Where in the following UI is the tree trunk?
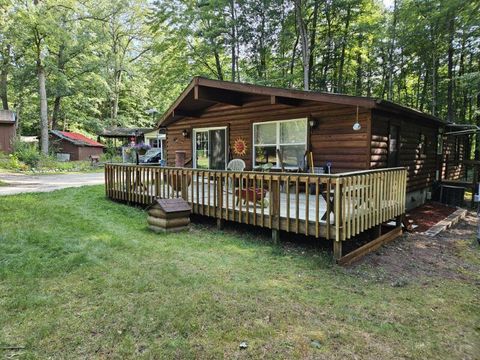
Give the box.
[0,67,8,110]
[446,12,455,122]
[0,44,10,110]
[230,0,237,82]
[321,2,332,91]
[214,49,223,80]
[458,35,467,123]
[289,33,299,86]
[387,0,398,100]
[295,0,309,90]
[337,6,351,93]
[420,67,429,112]
[431,54,438,116]
[38,65,49,154]
[307,0,319,89]
[52,96,61,130]
[355,35,363,96]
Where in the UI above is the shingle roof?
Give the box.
[50,130,104,147]
[98,127,155,138]
[0,110,15,123]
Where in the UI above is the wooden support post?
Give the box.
[333,240,342,260]
[272,229,280,245]
[395,215,402,227]
[217,218,224,230]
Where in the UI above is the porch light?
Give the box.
[182,129,190,138]
[353,106,361,131]
[309,118,317,129]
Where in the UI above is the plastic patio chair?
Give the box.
[227,159,246,191]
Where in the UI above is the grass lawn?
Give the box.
[0,186,478,359]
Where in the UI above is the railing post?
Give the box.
[333,178,343,260]
[271,177,280,244]
[216,172,225,230]
[181,169,188,201]
[126,166,131,205]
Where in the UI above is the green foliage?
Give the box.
[11,139,41,167]
[0,152,29,171]
[0,147,99,174]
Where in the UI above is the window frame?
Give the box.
[252,118,308,169]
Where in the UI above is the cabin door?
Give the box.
[388,124,400,167]
[193,127,227,170]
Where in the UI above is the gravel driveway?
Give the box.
[0,172,104,196]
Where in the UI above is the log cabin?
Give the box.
[157,77,468,210]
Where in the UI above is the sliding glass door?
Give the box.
[193,127,227,170]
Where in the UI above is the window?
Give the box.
[419,133,426,157]
[437,130,444,155]
[455,137,461,162]
[149,138,161,148]
[253,118,307,168]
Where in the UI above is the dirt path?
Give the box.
[350,212,480,284]
[0,172,104,196]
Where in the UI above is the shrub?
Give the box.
[12,138,41,167]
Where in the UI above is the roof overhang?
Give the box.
[157,77,445,127]
[444,124,480,136]
[0,110,16,124]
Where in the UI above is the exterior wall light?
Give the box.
[353,106,361,131]
[182,129,190,138]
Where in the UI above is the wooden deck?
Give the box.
[105,164,407,259]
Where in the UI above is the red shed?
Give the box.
[0,110,16,153]
[50,130,104,161]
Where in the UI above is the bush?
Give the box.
[12,139,41,167]
[0,152,29,171]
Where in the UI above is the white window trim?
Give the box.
[192,126,228,169]
[252,118,308,169]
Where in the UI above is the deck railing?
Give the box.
[105,164,407,243]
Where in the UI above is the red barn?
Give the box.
[0,110,16,153]
[50,130,104,161]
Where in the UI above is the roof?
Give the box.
[98,127,156,138]
[155,198,191,213]
[158,76,445,127]
[0,110,15,124]
[50,130,104,147]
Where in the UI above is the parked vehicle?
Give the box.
[139,148,163,164]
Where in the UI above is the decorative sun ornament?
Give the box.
[233,137,247,156]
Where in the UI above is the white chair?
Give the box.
[227,159,246,191]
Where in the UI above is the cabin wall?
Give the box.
[371,110,439,208]
[51,137,103,161]
[0,122,16,153]
[78,146,104,161]
[165,99,370,173]
[441,135,467,181]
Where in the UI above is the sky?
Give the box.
[383,0,395,9]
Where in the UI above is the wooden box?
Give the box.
[147,198,191,233]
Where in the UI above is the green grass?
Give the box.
[0,186,478,359]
